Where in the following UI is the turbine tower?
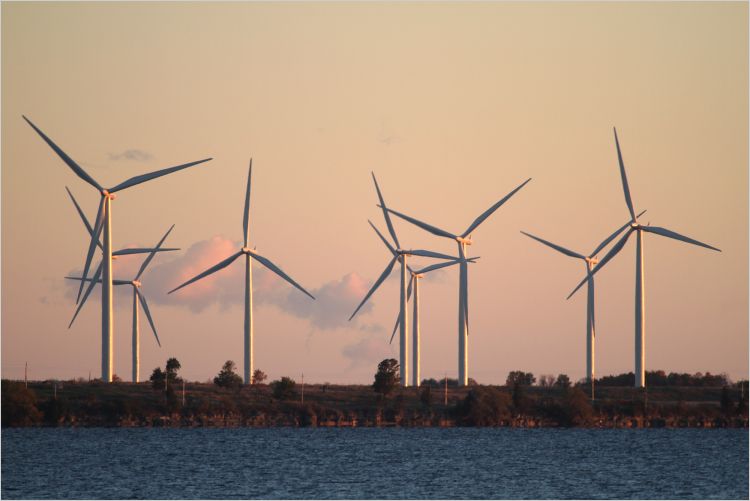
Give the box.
[349,173,456,387]
[67,224,177,383]
[520,211,644,398]
[383,177,532,386]
[168,161,315,385]
[389,258,477,387]
[24,116,211,382]
[568,128,720,388]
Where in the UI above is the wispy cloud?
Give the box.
[108,149,153,162]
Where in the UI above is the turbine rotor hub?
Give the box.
[133,280,142,288]
[456,237,473,245]
[242,247,254,255]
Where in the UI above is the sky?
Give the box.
[2,2,747,385]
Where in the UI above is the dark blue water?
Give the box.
[2,428,747,499]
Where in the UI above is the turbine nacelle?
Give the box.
[242,247,255,255]
[100,189,116,200]
[455,237,473,246]
[132,280,142,288]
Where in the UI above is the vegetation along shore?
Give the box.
[3,359,747,429]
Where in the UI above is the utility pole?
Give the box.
[24,362,28,389]
[444,373,448,406]
[301,372,305,405]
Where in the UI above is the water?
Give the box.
[2,428,747,499]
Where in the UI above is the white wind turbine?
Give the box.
[24,116,211,382]
[349,173,458,387]
[388,257,477,387]
[168,161,315,385]
[66,223,177,383]
[568,128,721,388]
[383,177,532,386]
[520,210,644,399]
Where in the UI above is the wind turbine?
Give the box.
[383,177,532,386]
[24,116,211,382]
[67,224,177,383]
[349,173,457,387]
[520,210,645,398]
[168,161,315,385]
[568,128,720,388]
[388,257,477,387]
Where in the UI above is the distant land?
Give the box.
[3,374,748,429]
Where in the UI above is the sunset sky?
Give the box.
[2,2,747,384]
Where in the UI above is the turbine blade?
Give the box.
[372,172,400,250]
[251,251,315,300]
[23,116,102,191]
[383,207,456,239]
[462,178,532,237]
[168,250,243,294]
[389,313,400,345]
[588,212,644,258]
[568,229,633,299]
[349,255,398,321]
[77,196,105,303]
[108,158,212,193]
[135,225,175,280]
[368,220,396,256]
[520,231,584,259]
[413,258,463,275]
[65,187,103,251]
[641,226,721,252]
[68,263,102,328]
[113,247,179,257]
[136,288,161,347]
[243,160,252,247]
[408,249,458,260]
[613,128,637,222]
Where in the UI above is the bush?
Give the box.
[455,387,512,426]
[1,382,41,426]
[506,371,535,386]
[373,359,400,398]
[214,361,243,389]
[271,377,296,400]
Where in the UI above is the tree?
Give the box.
[214,360,242,389]
[539,374,555,388]
[271,377,296,400]
[506,370,535,386]
[150,367,166,390]
[420,384,432,407]
[555,374,571,389]
[166,358,182,383]
[373,358,400,398]
[252,369,267,385]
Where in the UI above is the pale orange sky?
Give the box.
[2,2,747,384]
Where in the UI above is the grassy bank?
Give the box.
[3,379,748,428]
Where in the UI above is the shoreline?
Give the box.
[3,380,748,429]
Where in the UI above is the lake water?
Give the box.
[2,428,747,499]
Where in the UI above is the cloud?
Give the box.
[341,329,394,368]
[63,237,386,332]
[263,272,376,330]
[108,149,153,162]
